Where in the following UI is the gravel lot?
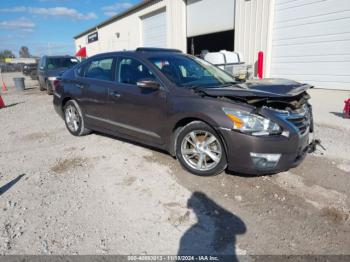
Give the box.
[0,72,349,256]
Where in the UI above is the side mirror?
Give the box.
[136,79,160,90]
[39,66,44,70]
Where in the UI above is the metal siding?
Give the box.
[142,9,167,48]
[168,0,187,52]
[234,0,272,74]
[270,0,350,90]
[74,0,187,56]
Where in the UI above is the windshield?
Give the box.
[148,55,236,88]
[46,57,78,70]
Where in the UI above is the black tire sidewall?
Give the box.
[46,81,53,95]
[63,100,84,136]
[39,80,45,91]
[176,121,227,176]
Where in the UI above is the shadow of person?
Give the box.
[178,192,246,261]
[0,174,25,196]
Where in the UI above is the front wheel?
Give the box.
[63,100,91,136]
[176,121,227,176]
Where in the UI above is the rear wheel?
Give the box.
[63,100,91,136]
[30,71,37,80]
[39,80,45,91]
[176,121,227,176]
[46,80,53,95]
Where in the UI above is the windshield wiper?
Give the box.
[219,81,237,87]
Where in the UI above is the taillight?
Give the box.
[53,79,60,91]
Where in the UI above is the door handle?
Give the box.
[110,91,121,98]
[75,83,85,89]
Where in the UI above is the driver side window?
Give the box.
[118,58,155,85]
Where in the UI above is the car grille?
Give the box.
[287,105,311,135]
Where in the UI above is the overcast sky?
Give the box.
[0,0,141,57]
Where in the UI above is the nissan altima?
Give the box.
[53,48,315,176]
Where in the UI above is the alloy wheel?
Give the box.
[65,105,81,132]
[181,130,222,171]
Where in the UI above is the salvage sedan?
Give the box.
[53,48,315,176]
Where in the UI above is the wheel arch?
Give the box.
[169,117,228,159]
[61,96,72,109]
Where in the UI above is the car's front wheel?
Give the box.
[176,121,227,176]
[63,100,91,136]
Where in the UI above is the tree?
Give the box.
[19,46,30,58]
[0,50,15,60]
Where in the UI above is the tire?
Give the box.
[176,121,227,176]
[39,80,45,91]
[63,100,91,136]
[30,71,37,80]
[46,80,53,95]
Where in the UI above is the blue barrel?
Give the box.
[13,77,25,91]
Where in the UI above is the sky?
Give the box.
[0,0,141,57]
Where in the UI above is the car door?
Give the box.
[107,56,167,145]
[74,56,116,130]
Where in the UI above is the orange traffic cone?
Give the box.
[0,94,5,109]
[2,81,7,92]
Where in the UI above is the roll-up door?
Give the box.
[142,8,167,48]
[270,0,350,90]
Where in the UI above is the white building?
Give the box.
[74,0,350,90]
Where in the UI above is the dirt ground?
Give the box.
[0,72,349,256]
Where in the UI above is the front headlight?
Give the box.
[222,107,282,136]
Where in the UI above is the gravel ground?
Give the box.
[0,72,349,256]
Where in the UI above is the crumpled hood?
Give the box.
[198,79,313,98]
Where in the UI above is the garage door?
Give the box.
[142,8,167,48]
[186,0,235,37]
[270,0,350,90]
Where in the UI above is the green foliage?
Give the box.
[19,46,30,58]
[0,50,15,61]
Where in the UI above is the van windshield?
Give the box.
[149,55,236,88]
[46,57,78,70]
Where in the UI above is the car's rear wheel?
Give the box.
[46,80,53,95]
[30,71,37,80]
[176,121,227,176]
[63,100,91,136]
[39,80,45,91]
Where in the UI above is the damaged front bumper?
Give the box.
[219,127,316,174]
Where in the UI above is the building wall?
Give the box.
[75,0,186,57]
[234,0,274,76]
[269,0,350,90]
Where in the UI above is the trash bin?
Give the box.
[13,77,25,91]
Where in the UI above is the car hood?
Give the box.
[197,79,313,98]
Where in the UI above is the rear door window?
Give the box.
[46,57,78,70]
[84,57,114,81]
[39,57,45,69]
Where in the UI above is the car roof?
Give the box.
[43,55,75,58]
[91,48,188,60]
